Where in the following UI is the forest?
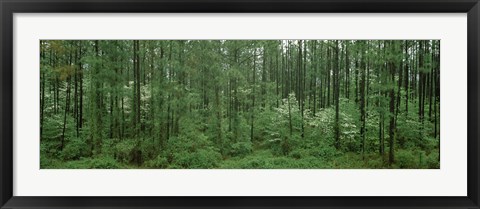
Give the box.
[40,40,440,169]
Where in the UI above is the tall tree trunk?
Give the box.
[136,41,141,136]
[360,41,366,159]
[334,41,340,149]
[79,59,83,130]
[345,41,350,100]
[299,41,305,139]
[73,42,79,137]
[40,41,46,138]
[404,41,409,115]
[250,49,257,142]
[418,41,425,123]
[93,40,103,155]
[429,41,434,121]
[355,56,359,104]
[61,76,71,151]
[327,45,331,107]
[396,42,404,118]
[388,41,396,166]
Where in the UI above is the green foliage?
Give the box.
[221,150,330,169]
[165,117,223,168]
[396,116,424,148]
[426,151,440,169]
[170,148,222,169]
[395,149,427,169]
[40,151,62,169]
[101,138,117,158]
[393,148,440,169]
[338,99,360,152]
[40,40,441,169]
[253,109,278,142]
[229,141,253,157]
[144,155,169,168]
[88,156,122,169]
[114,139,139,164]
[60,138,89,160]
[41,115,62,140]
[62,156,122,169]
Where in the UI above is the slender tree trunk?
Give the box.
[404,41,409,115]
[429,42,434,121]
[250,49,257,142]
[326,45,330,107]
[40,41,46,138]
[61,76,71,150]
[93,40,103,155]
[276,46,280,108]
[345,41,350,100]
[396,42,404,118]
[388,41,396,166]
[334,41,340,149]
[136,41,141,136]
[360,41,366,159]
[299,41,305,139]
[355,57,359,104]
[73,42,79,137]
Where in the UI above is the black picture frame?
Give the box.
[1,0,479,208]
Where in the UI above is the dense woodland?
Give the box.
[40,40,440,169]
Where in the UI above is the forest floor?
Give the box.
[41,146,438,169]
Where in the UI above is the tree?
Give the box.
[334,40,340,149]
[387,41,396,165]
[359,41,367,159]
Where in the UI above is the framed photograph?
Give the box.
[1,0,479,208]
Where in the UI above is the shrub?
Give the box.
[245,157,268,168]
[41,114,65,141]
[253,109,279,142]
[395,115,436,150]
[166,131,222,168]
[308,145,338,161]
[101,138,118,157]
[265,137,293,156]
[40,155,62,169]
[331,152,365,168]
[395,149,426,168]
[220,150,330,169]
[139,139,158,161]
[145,155,169,168]
[89,157,121,169]
[364,155,386,168]
[60,156,122,169]
[288,149,307,159]
[171,148,222,168]
[60,138,89,160]
[114,139,139,164]
[426,151,440,169]
[229,141,253,157]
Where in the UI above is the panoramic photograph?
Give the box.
[40,40,440,169]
